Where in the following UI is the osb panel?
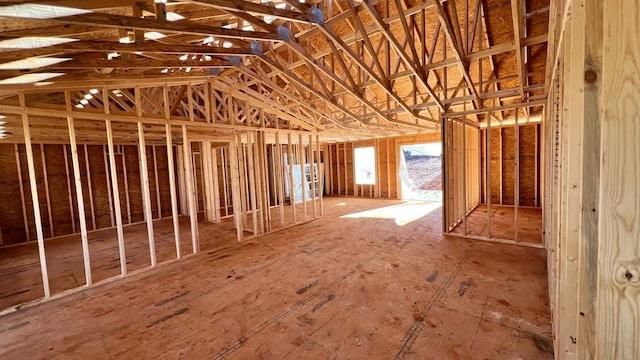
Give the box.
[44,144,73,237]
[489,128,502,204]
[87,145,112,229]
[114,153,129,224]
[145,146,159,219]
[124,145,144,224]
[76,145,94,230]
[519,125,538,207]
[502,127,516,206]
[0,144,26,245]
[155,146,173,218]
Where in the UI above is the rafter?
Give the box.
[360,0,445,113]
[511,0,526,100]
[430,0,481,108]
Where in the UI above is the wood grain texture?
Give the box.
[597,0,640,357]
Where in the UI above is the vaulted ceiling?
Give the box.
[0,0,549,142]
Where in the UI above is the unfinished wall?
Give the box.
[442,120,481,232]
[0,143,177,247]
[480,124,541,207]
[545,0,640,357]
[324,133,439,199]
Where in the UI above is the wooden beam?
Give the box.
[22,13,281,41]
[360,1,446,113]
[20,93,51,298]
[182,126,199,253]
[105,117,127,275]
[430,0,481,107]
[511,0,526,100]
[187,0,314,23]
[64,91,92,286]
[137,121,157,266]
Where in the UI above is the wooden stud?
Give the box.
[309,134,317,218]
[176,145,188,215]
[121,152,133,225]
[20,93,51,298]
[275,132,285,226]
[105,119,127,275]
[245,132,258,235]
[343,143,348,195]
[211,146,221,223]
[39,144,54,238]
[103,145,115,228]
[182,125,199,253]
[152,145,162,219]
[221,147,230,217]
[228,133,243,241]
[316,134,324,216]
[137,122,157,266]
[83,144,97,230]
[62,144,76,234]
[298,134,307,221]
[14,144,31,242]
[386,138,391,198]
[287,133,297,224]
[514,109,519,242]
[65,91,92,286]
[486,111,492,238]
[165,124,181,259]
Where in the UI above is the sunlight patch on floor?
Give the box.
[340,201,441,226]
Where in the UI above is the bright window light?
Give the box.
[84,94,93,100]
[107,52,119,60]
[179,54,188,61]
[242,25,255,31]
[222,24,234,29]
[80,99,89,105]
[275,3,287,9]
[264,16,277,24]
[144,31,166,40]
[75,104,84,108]
[0,4,91,19]
[354,146,376,185]
[89,88,99,94]
[0,37,77,49]
[161,68,168,73]
[0,72,64,84]
[203,36,215,44]
[222,41,233,48]
[185,67,192,73]
[0,57,70,70]
[154,0,167,3]
[166,12,185,21]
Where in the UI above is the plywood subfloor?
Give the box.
[0,197,553,359]
[450,205,543,245]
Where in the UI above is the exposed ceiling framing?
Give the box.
[0,0,550,143]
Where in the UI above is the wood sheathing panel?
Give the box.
[145,145,159,219]
[502,127,516,205]
[481,124,540,207]
[0,144,27,245]
[44,145,73,236]
[155,147,172,218]
[0,143,176,247]
[124,145,144,224]
[518,125,538,207]
[489,128,502,204]
[87,145,112,229]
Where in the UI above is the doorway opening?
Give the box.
[399,143,442,201]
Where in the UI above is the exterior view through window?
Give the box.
[354,146,376,185]
[399,143,442,201]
